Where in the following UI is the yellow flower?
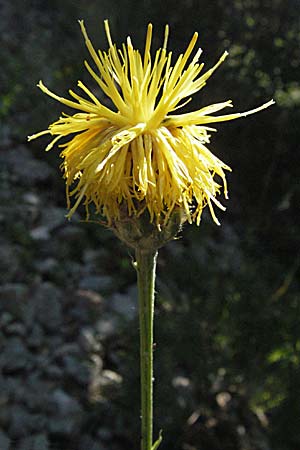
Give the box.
[28,21,274,226]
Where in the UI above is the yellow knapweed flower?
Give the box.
[28,21,274,226]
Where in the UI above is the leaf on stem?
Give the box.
[152,430,163,450]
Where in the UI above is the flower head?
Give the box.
[28,21,274,226]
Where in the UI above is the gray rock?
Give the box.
[82,248,100,266]
[32,434,50,450]
[48,417,79,436]
[5,321,26,336]
[24,375,52,412]
[34,257,59,275]
[70,289,103,323]
[109,285,137,320]
[0,337,31,372]
[50,389,83,416]
[47,334,63,350]
[30,207,67,240]
[22,192,40,206]
[0,403,9,428]
[0,246,20,283]
[8,405,32,438]
[16,433,49,450]
[69,304,91,323]
[79,275,114,294]
[30,225,51,241]
[0,283,28,318]
[28,414,48,432]
[41,206,67,231]
[56,224,86,242]
[32,282,63,332]
[0,430,10,450]
[82,248,109,269]
[6,376,27,403]
[27,324,44,349]
[79,435,107,450]
[97,427,113,441]
[54,343,81,358]
[0,146,54,185]
[22,192,40,224]
[48,389,83,436]
[0,374,9,398]
[0,311,14,328]
[44,364,63,379]
[34,354,51,371]
[62,355,90,386]
[95,316,118,340]
[0,123,12,148]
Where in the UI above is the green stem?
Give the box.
[136,248,158,450]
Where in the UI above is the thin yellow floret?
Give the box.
[28,20,274,225]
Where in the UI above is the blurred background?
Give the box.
[1,0,300,449]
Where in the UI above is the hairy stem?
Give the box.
[136,248,158,450]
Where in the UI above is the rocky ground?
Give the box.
[0,142,271,450]
[0,143,138,450]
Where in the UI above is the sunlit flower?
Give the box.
[28,21,274,225]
